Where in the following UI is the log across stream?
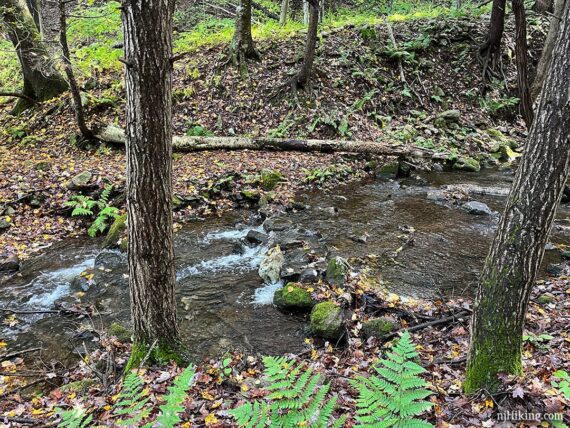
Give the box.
[2,168,569,362]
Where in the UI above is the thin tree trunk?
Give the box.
[512,0,533,128]
[24,0,40,31]
[0,0,67,114]
[296,0,318,87]
[480,0,506,75]
[121,0,182,367]
[229,0,259,75]
[531,0,565,102]
[464,0,570,393]
[279,0,288,25]
[58,0,93,140]
[303,0,309,24]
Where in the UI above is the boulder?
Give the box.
[103,214,127,249]
[461,201,494,216]
[245,229,268,245]
[67,170,93,190]
[362,317,399,339]
[453,157,480,172]
[0,254,19,272]
[273,283,316,311]
[70,274,91,292]
[325,256,349,286]
[260,169,285,191]
[263,216,292,232]
[499,145,521,162]
[258,246,284,284]
[438,109,461,123]
[310,301,344,341]
[299,267,319,283]
[280,248,310,282]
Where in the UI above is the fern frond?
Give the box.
[114,371,151,426]
[153,364,196,427]
[56,406,92,428]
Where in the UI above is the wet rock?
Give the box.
[245,229,268,245]
[108,322,131,342]
[438,109,461,123]
[287,201,309,211]
[0,254,19,272]
[67,170,93,190]
[95,250,126,271]
[319,207,339,216]
[104,214,127,249]
[426,190,446,202]
[432,163,444,172]
[362,317,398,339]
[280,238,304,251]
[258,246,284,284]
[70,274,91,292]
[260,169,285,191]
[453,157,480,172]
[560,250,570,260]
[263,217,292,232]
[299,267,319,283]
[273,283,316,311]
[281,248,310,282]
[547,263,563,277]
[0,217,12,232]
[349,233,368,243]
[461,201,494,216]
[376,161,399,178]
[325,256,349,286]
[310,301,344,341]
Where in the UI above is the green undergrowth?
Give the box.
[0,0,489,92]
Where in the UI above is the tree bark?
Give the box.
[121,0,182,367]
[96,124,441,159]
[480,0,506,74]
[533,0,553,13]
[296,0,318,87]
[531,0,566,102]
[58,0,93,140]
[464,0,570,393]
[0,0,67,113]
[512,0,533,128]
[229,0,259,75]
[279,0,289,25]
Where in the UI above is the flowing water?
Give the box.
[2,168,569,362]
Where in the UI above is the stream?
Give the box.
[2,168,569,362]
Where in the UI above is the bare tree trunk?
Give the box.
[0,0,67,114]
[58,0,93,140]
[121,0,182,368]
[531,0,566,102]
[296,0,318,87]
[513,0,533,128]
[464,0,570,393]
[480,0,506,77]
[229,0,259,75]
[279,0,288,25]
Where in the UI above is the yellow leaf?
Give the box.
[0,341,7,348]
[485,399,494,408]
[241,384,249,392]
[4,216,11,223]
[201,391,215,401]
[205,413,218,426]
[287,286,294,293]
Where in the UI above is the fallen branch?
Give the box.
[0,307,60,315]
[252,1,279,20]
[0,91,35,103]
[385,310,471,340]
[95,124,445,159]
[1,347,42,360]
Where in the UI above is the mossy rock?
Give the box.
[499,145,521,162]
[273,283,316,311]
[60,379,96,394]
[453,157,480,172]
[260,169,285,191]
[241,188,260,201]
[325,256,349,286]
[108,322,131,342]
[362,317,398,339]
[536,293,555,305]
[104,214,127,249]
[310,301,344,340]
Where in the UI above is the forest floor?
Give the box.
[1,7,568,428]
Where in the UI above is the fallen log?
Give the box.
[95,124,445,159]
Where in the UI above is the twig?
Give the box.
[1,347,42,360]
[0,307,60,315]
[385,310,471,339]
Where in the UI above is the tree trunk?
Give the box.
[531,0,566,102]
[512,0,533,128]
[533,0,553,13]
[303,0,309,24]
[58,0,93,140]
[121,0,182,368]
[229,0,259,75]
[279,0,288,25]
[24,0,40,31]
[296,0,318,87]
[0,0,67,113]
[480,0,506,73]
[464,0,570,393]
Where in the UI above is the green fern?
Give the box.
[351,331,433,428]
[150,364,196,427]
[55,406,92,428]
[230,356,347,427]
[65,185,119,237]
[114,371,152,426]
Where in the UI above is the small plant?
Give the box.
[303,165,352,184]
[64,185,119,237]
[351,331,434,427]
[551,370,570,400]
[522,332,554,350]
[230,356,346,427]
[185,124,214,137]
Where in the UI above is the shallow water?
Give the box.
[2,168,569,362]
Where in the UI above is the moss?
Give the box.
[325,257,349,286]
[108,322,131,342]
[60,379,96,394]
[124,341,188,373]
[241,188,260,201]
[453,157,480,172]
[537,294,554,304]
[362,317,398,339]
[104,213,127,248]
[273,283,315,311]
[310,301,344,340]
[499,145,521,162]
